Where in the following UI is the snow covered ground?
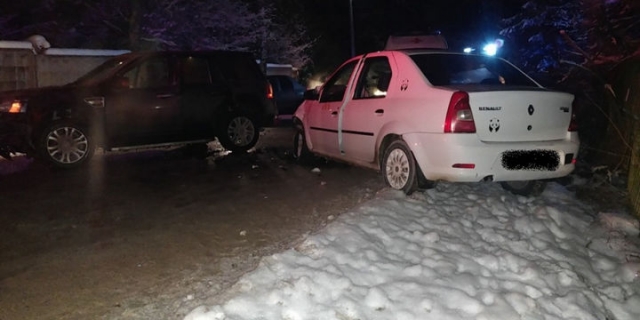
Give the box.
[184,179,640,320]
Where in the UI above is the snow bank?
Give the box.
[185,182,640,320]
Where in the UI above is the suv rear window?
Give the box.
[410,53,538,87]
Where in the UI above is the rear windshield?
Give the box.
[409,53,538,87]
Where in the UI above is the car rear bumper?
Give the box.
[403,132,580,183]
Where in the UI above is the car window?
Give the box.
[354,57,392,99]
[181,56,211,85]
[122,56,171,89]
[73,55,134,86]
[319,60,358,103]
[217,55,261,85]
[280,77,294,91]
[410,53,538,87]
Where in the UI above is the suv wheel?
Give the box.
[500,180,547,196]
[38,121,95,168]
[218,114,259,152]
[382,140,418,195]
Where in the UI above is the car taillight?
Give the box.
[444,91,476,133]
[568,99,578,132]
[267,83,274,99]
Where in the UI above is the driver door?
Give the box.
[105,54,181,146]
[307,60,358,157]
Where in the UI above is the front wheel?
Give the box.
[293,128,312,163]
[382,140,419,195]
[500,180,547,197]
[218,114,259,152]
[38,121,95,168]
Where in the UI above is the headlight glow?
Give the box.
[0,100,27,113]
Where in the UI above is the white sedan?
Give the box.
[293,50,579,196]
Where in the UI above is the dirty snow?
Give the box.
[185,181,640,320]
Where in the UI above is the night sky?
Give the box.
[299,0,524,71]
[0,0,526,72]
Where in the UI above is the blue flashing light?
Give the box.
[483,43,498,56]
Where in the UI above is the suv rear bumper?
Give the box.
[404,132,579,183]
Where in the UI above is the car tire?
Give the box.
[38,121,95,169]
[218,114,259,152]
[382,140,419,195]
[500,180,547,197]
[293,128,312,163]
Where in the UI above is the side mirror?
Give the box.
[303,88,320,100]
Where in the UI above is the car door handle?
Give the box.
[156,94,174,99]
[375,109,384,115]
[331,111,338,116]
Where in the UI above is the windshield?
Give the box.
[410,53,539,87]
[71,55,136,86]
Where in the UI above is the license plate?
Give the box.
[501,150,559,171]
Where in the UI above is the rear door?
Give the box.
[178,54,229,139]
[307,60,358,156]
[105,54,181,146]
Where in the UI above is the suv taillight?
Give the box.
[267,82,274,99]
[444,91,476,133]
[568,99,578,132]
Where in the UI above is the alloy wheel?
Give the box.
[226,116,255,147]
[45,126,89,164]
[385,148,410,189]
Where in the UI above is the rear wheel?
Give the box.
[382,140,418,195]
[38,121,95,168]
[500,180,547,197]
[218,114,259,152]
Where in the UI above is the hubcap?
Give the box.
[385,148,410,189]
[46,126,89,164]
[227,117,255,147]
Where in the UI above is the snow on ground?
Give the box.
[185,181,640,320]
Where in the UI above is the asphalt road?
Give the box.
[0,127,384,320]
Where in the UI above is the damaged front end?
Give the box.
[0,97,32,160]
[0,127,29,160]
[0,116,32,161]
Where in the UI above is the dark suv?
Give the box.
[0,50,276,168]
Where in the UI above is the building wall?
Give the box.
[0,50,37,91]
[0,41,128,92]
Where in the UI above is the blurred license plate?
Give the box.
[502,150,559,171]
